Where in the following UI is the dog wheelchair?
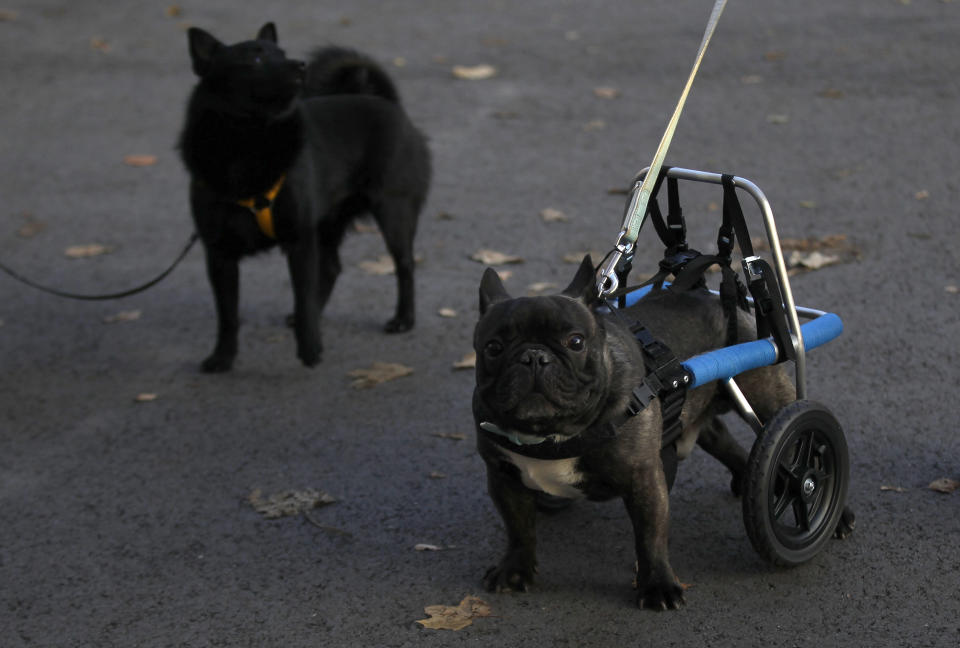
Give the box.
[600,166,854,567]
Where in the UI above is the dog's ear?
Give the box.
[256,23,278,43]
[479,268,512,315]
[187,28,223,77]
[561,255,599,305]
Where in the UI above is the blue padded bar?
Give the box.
[617,287,844,388]
[682,313,843,388]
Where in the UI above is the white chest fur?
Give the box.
[498,446,585,499]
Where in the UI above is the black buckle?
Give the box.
[627,383,656,417]
[659,247,701,276]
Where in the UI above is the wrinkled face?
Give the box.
[474,295,609,434]
[189,25,305,116]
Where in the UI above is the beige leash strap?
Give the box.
[597,0,729,298]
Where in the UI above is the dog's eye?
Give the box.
[565,334,585,352]
[484,340,504,358]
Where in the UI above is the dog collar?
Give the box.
[479,418,620,461]
[237,174,286,238]
[480,421,548,446]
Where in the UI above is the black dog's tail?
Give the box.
[303,46,400,103]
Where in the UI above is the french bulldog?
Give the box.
[473,255,795,609]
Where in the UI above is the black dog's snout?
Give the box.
[519,348,551,367]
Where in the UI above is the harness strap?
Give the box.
[237,174,286,238]
[629,321,690,447]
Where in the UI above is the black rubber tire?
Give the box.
[742,400,849,567]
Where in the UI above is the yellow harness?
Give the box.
[237,175,286,238]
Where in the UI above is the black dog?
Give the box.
[179,23,430,372]
[473,256,795,609]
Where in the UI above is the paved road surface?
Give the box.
[2,1,958,646]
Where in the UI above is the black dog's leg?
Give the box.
[371,200,416,333]
[201,249,240,373]
[285,234,322,367]
[315,239,342,317]
[624,461,685,610]
[483,461,538,593]
[697,416,749,496]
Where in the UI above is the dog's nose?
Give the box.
[520,348,551,366]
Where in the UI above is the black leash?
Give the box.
[0,232,199,301]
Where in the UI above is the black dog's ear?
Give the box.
[561,255,599,305]
[479,268,512,315]
[187,28,223,77]
[256,23,278,43]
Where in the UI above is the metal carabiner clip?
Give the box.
[595,233,634,299]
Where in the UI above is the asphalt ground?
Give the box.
[1,1,959,646]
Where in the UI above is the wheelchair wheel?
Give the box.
[742,400,849,567]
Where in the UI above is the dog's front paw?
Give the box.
[201,353,235,373]
[483,555,536,593]
[636,578,685,611]
[384,315,414,334]
[298,345,322,368]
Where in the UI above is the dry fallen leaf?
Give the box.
[437,307,458,318]
[64,244,112,258]
[428,471,447,479]
[249,488,336,519]
[496,270,513,281]
[90,37,111,53]
[123,154,158,167]
[799,200,817,209]
[945,285,958,294]
[526,282,556,295]
[348,362,414,389]
[540,207,569,223]
[818,88,845,99]
[470,249,523,265]
[788,250,841,271]
[764,50,786,61]
[452,64,497,80]
[359,255,396,275]
[583,119,606,131]
[740,74,763,84]
[880,485,908,493]
[928,478,960,494]
[393,57,407,68]
[353,221,378,234]
[414,543,442,551]
[432,432,467,441]
[593,86,620,99]
[452,351,476,370]
[165,5,182,18]
[17,217,46,238]
[914,189,930,200]
[766,113,790,124]
[0,9,19,21]
[416,596,492,631]
[103,309,142,324]
[134,393,157,403]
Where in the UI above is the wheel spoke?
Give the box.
[773,492,793,522]
[792,497,811,531]
[799,430,815,469]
